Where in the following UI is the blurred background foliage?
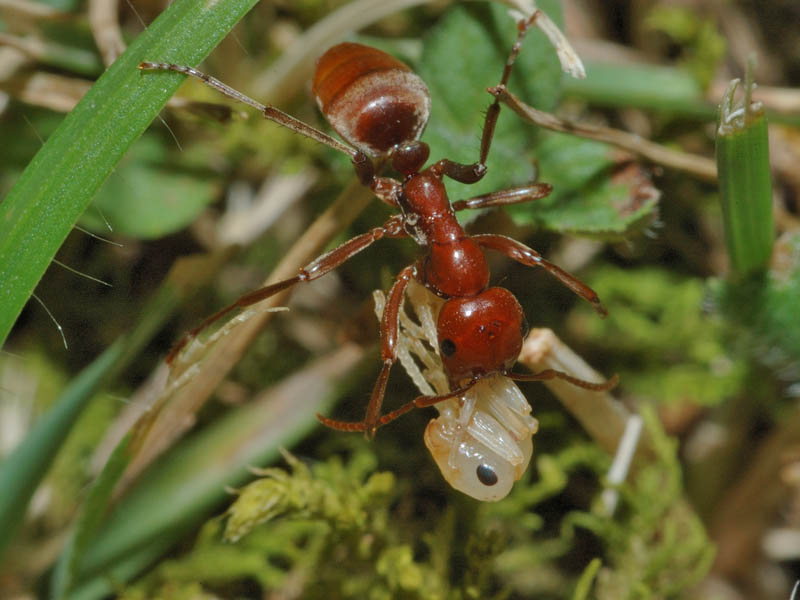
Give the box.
[1,0,799,598]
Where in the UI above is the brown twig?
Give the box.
[88,0,125,67]
[491,84,718,182]
[0,0,63,20]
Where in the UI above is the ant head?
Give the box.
[313,43,431,157]
[391,141,430,175]
[437,287,528,383]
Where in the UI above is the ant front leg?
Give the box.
[451,182,552,211]
[473,234,608,317]
[430,11,544,185]
[317,265,415,439]
[168,215,407,363]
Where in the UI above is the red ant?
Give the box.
[140,11,617,439]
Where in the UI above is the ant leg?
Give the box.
[138,61,405,199]
[508,369,618,392]
[317,265,415,438]
[430,11,544,185]
[139,63,403,208]
[167,215,407,363]
[366,266,415,437]
[318,383,475,433]
[139,62,357,159]
[473,234,608,317]
[452,182,552,211]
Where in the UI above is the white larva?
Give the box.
[373,280,538,501]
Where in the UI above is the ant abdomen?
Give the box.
[312,42,431,156]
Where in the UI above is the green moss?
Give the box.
[568,267,748,407]
[224,448,393,541]
[117,413,712,600]
[715,232,800,369]
[122,449,458,599]
[491,408,714,599]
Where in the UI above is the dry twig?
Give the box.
[491,84,718,182]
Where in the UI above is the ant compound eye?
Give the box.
[476,464,499,486]
[440,338,456,357]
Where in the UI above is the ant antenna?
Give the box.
[138,62,358,160]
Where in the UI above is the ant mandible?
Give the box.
[140,10,617,439]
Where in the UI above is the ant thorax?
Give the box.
[396,173,453,248]
[373,280,538,502]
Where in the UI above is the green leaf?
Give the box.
[66,541,175,600]
[564,60,800,126]
[416,3,658,237]
[0,0,260,347]
[509,132,659,236]
[79,135,220,239]
[51,433,135,599]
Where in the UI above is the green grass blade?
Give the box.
[564,61,706,115]
[0,341,123,561]
[716,76,774,278]
[58,347,362,597]
[572,557,602,600]
[66,540,175,600]
[0,250,230,563]
[564,61,800,127]
[0,0,259,347]
[51,433,135,599]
